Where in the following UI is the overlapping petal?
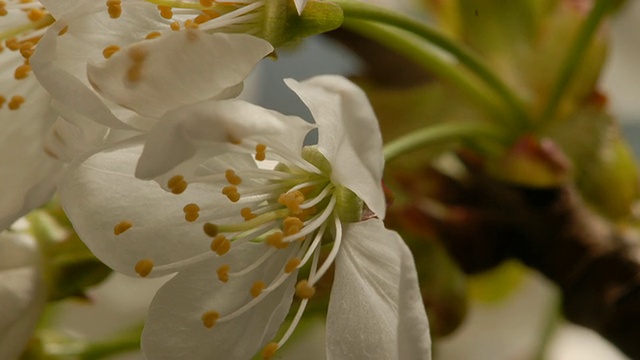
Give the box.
[285,76,387,218]
[0,232,46,360]
[143,242,297,359]
[59,142,250,277]
[326,219,431,360]
[135,99,313,180]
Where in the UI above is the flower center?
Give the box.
[114,139,366,358]
[0,0,53,111]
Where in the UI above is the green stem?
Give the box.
[539,0,613,124]
[333,0,530,126]
[383,122,508,163]
[342,19,508,124]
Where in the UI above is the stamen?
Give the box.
[309,216,343,285]
[250,280,266,298]
[240,207,257,221]
[262,343,278,360]
[102,44,120,59]
[294,280,315,299]
[210,234,231,256]
[199,0,213,7]
[58,25,69,36]
[255,143,266,161]
[8,95,24,110]
[278,190,305,215]
[170,21,180,31]
[282,217,304,236]
[225,169,242,185]
[265,231,288,249]
[216,264,230,283]
[183,202,200,222]
[299,183,334,209]
[14,64,30,79]
[222,185,240,202]
[157,5,173,19]
[167,175,188,194]
[282,195,336,243]
[106,0,122,19]
[145,31,162,40]
[285,257,301,273]
[201,310,220,329]
[203,222,218,237]
[228,247,277,278]
[113,220,133,235]
[135,259,154,277]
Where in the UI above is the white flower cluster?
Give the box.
[0,1,430,359]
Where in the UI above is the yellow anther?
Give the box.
[295,280,316,299]
[134,259,154,277]
[102,44,120,59]
[285,258,301,273]
[225,169,242,185]
[201,311,220,329]
[19,43,33,59]
[278,191,305,215]
[210,235,231,256]
[0,96,5,108]
[167,175,188,194]
[184,19,199,29]
[202,9,220,17]
[145,31,161,40]
[199,0,213,7]
[240,207,257,221]
[183,203,200,213]
[106,0,122,18]
[222,185,240,202]
[283,216,304,236]
[27,8,46,21]
[113,220,133,235]
[250,280,266,298]
[262,342,279,360]
[203,222,218,237]
[167,175,184,188]
[255,143,267,161]
[157,5,173,19]
[266,232,288,250]
[14,64,31,79]
[226,132,242,145]
[183,203,200,222]
[58,25,69,36]
[184,211,199,222]
[6,38,20,51]
[194,13,211,24]
[216,264,230,283]
[170,21,180,31]
[8,95,25,110]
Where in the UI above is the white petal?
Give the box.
[142,243,296,360]
[326,219,431,359]
[284,76,386,218]
[87,31,273,118]
[136,99,313,180]
[38,0,97,19]
[31,20,134,130]
[0,50,62,229]
[294,0,309,14]
[0,233,46,360]
[59,142,246,277]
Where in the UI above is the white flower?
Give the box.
[0,231,46,359]
[58,75,431,359]
[0,1,62,229]
[30,0,274,161]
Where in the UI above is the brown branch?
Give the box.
[397,164,640,358]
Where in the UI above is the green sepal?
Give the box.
[335,186,363,223]
[263,0,344,48]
